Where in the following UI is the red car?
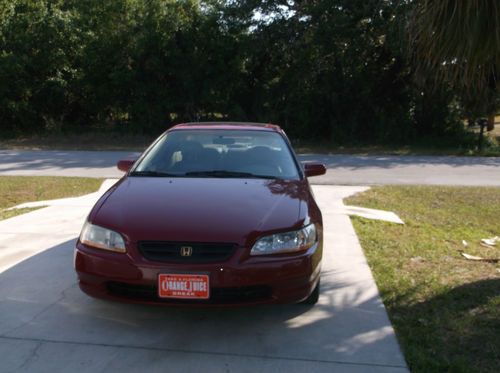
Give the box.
[75,122,326,305]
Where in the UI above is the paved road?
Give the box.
[0,183,407,372]
[1,150,499,185]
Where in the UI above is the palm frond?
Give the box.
[409,0,500,98]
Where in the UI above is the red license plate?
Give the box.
[158,274,210,299]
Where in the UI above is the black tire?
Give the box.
[301,280,320,305]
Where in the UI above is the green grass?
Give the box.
[345,186,500,372]
[293,136,500,156]
[293,143,466,156]
[1,126,499,155]
[294,122,500,156]
[0,176,103,221]
[0,132,154,151]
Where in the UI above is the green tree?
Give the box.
[409,0,500,148]
[0,0,80,135]
[0,0,489,150]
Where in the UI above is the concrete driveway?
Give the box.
[1,149,499,185]
[0,182,407,372]
[1,149,497,371]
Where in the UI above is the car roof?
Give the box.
[170,121,282,132]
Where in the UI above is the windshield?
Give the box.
[132,129,300,180]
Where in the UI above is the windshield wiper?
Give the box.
[185,170,279,179]
[129,170,183,177]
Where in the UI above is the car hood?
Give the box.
[92,177,310,246]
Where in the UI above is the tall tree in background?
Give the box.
[0,0,493,149]
[409,0,500,148]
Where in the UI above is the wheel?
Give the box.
[301,280,320,305]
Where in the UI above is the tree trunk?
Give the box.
[478,120,486,151]
[487,114,495,131]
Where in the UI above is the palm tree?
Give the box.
[409,0,500,144]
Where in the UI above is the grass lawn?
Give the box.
[0,132,154,151]
[345,186,500,373]
[1,125,499,155]
[0,176,102,221]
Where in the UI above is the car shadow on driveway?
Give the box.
[0,239,408,372]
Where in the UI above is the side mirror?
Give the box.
[117,159,136,172]
[303,162,327,177]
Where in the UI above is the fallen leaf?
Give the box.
[462,252,484,260]
[461,252,499,263]
[481,236,499,246]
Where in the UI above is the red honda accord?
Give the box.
[75,122,326,305]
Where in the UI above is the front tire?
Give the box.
[301,280,320,305]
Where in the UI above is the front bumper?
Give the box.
[74,241,322,306]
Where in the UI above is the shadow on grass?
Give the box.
[390,278,500,373]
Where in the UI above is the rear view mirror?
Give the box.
[117,159,136,172]
[303,162,327,177]
[213,136,236,145]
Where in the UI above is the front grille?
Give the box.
[138,241,236,263]
[106,282,272,304]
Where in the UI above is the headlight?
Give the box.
[250,224,317,256]
[80,221,126,253]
